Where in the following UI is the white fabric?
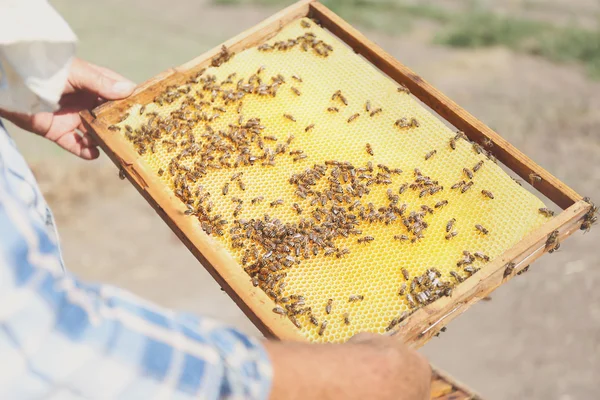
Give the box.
[0,0,77,114]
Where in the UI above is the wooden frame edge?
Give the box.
[93,0,315,123]
[309,2,581,210]
[391,200,590,348]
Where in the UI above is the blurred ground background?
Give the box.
[4,0,599,398]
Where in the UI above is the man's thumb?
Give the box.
[70,59,136,100]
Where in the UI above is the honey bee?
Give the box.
[289,315,302,329]
[230,172,243,181]
[270,199,284,208]
[529,172,542,185]
[292,203,303,214]
[475,224,489,235]
[394,234,409,241]
[222,182,229,195]
[473,160,484,172]
[318,321,328,336]
[284,113,296,122]
[325,299,333,314]
[545,230,559,250]
[424,150,437,160]
[481,190,494,199]
[435,200,448,209]
[348,113,360,123]
[158,168,164,176]
[446,218,456,232]
[410,118,419,127]
[402,268,410,280]
[451,181,465,190]
[305,124,315,132]
[327,107,339,113]
[118,168,126,180]
[292,74,303,82]
[406,293,416,308]
[237,102,243,114]
[365,143,374,156]
[108,124,120,131]
[450,271,464,283]
[539,208,555,217]
[370,108,382,117]
[252,276,259,287]
[483,137,493,147]
[445,231,458,240]
[273,306,287,315]
[399,183,408,194]
[474,252,490,262]
[386,317,400,332]
[251,196,264,204]
[291,87,301,96]
[472,143,483,154]
[399,283,407,295]
[348,294,364,302]
[118,112,130,123]
[357,236,374,243]
[397,84,410,94]
[461,181,474,193]
[343,313,350,325]
[463,168,474,180]
[257,65,266,74]
[449,137,457,150]
[421,205,434,214]
[503,262,516,278]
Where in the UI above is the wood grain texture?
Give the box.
[94,0,314,124]
[309,2,581,210]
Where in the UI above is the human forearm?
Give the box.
[264,335,431,400]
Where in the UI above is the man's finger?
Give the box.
[55,131,100,160]
[69,59,136,100]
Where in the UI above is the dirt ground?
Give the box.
[5,0,599,398]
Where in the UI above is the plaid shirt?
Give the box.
[0,122,272,399]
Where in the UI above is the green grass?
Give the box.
[213,0,600,77]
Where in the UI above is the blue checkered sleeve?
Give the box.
[0,123,272,399]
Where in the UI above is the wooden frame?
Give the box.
[81,0,590,353]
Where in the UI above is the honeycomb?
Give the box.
[111,18,550,343]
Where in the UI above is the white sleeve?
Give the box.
[0,0,77,114]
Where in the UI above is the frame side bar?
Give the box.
[309,2,581,210]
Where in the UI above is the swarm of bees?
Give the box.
[112,19,561,340]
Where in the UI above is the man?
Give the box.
[0,1,431,398]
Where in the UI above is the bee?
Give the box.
[118,113,130,123]
[118,168,126,180]
[357,236,374,243]
[483,137,493,147]
[461,181,474,193]
[394,234,409,241]
[270,199,284,207]
[435,200,448,209]
[343,313,350,325]
[424,150,437,160]
[450,271,464,283]
[406,293,416,308]
[318,321,328,336]
[399,283,407,296]
[251,196,264,204]
[273,306,287,315]
[445,231,458,240]
[237,180,245,191]
[503,262,516,278]
[464,266,478,274]
[402,268,410,281]
[325,299,333,314]
[410,118,420,127]
[399,183,408,194]
[474,252,490,262]
[451,181,465,190]
[545,230,559,250]
[397,84,410,94]
[370,108,382,117]
[475,224,489,235]
[124,125,133,133]
[421,205,434,214]
[291,87,301,96]
[222,182,229,195]
[473,160,484,172]
[348,294,364,302]
[348,113,360,123]
[158,168,164,176]
[365,100,371,112]
[449,137,457,150]
[237,102,243,114]
[284,113,296,122]
[230,172,243,181]
[365,143,374,156]
[529,173,542,185]
[308,315,319,326]
[107,124,120,131]
[446,218,456,232]
[327,107,339,113]
[292,74,303,82]
[463,168,474,180]
[386,317,400,332]
[305,124,315,132]
[472,143,483,154]
[289,315,302,329]
[257,65,266,74]
[539,208,555,217]
[481,190,494,199]
[293,203,303,214]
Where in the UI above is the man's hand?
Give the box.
[264,333,431,400]
[0,58,135,160]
